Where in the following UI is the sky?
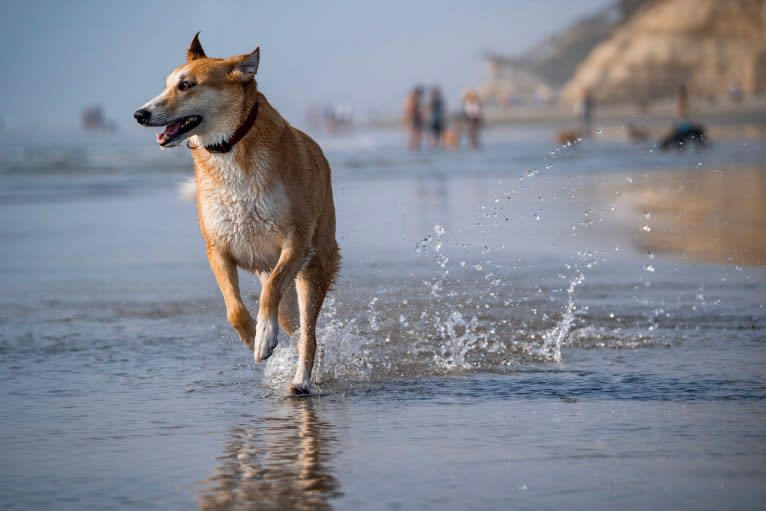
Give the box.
[0,0,612,132]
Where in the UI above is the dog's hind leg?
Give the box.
[278,282,299,336]
[289,259,329,396]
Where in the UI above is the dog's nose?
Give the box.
[134,109,151,125]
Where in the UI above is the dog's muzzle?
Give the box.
[134,109,151,126]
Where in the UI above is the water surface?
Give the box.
[1,126,764,510]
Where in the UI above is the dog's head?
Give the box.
[134,33,260,148]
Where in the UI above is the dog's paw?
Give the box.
[253,315,279,363]
[288,382,312,396]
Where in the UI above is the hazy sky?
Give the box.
[0,0,611,131]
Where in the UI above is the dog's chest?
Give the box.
[197,157,287,269]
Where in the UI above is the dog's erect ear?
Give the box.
[230,47,260,81]
[187,32,206,62]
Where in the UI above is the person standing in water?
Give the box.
[404,86,424,151]
[428,86,445,148]
[462,89,482,149]
[580,87,594,135]
[676,83,689,121]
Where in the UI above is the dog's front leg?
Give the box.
[254,240,307,362]
[207,245,255,351]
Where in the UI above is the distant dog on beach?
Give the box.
[555,129,583,146]
[134,34,340,395]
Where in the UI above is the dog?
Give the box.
[134,34,340,395]
[555,129,583,146]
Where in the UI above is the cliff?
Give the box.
[562,0,766,105]
[517,0,648,87]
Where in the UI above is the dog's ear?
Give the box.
[187,31,206,62]
[229,47,260,81]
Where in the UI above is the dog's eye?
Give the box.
[178,80,195,91]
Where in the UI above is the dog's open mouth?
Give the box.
[156,115,202,146]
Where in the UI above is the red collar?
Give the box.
[201,98,259,154]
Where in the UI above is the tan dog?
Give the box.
[134,34,340,395]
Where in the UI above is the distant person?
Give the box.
[404,86,424,151]
[676,84,689,121]
[580,87,594,134]
[428,86,445,148]
[660,83,707,150]
[659,122,706,150]
[462,89,482,149]
[728,78,744,104]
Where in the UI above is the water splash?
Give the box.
[433,311,480,371]
[533,270,585,363]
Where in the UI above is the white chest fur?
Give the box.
[197,155,288,271]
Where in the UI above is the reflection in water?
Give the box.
[199,400,341,511]
[627,168,766,265]
[415,173,449,238]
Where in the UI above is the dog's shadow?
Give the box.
[198,399,342,511]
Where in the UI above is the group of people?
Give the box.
[403,86,483,151]
[572,84,707,150]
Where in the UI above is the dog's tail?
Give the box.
[178,177,196,202]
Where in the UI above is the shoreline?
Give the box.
[361,95,766,133]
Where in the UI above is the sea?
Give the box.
[1,123,765,510]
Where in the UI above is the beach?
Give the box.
[1,124,765,510]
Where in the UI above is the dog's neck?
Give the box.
[190,84,260,154]
[203,97,259,154]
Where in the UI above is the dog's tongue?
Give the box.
[156,120,182,144]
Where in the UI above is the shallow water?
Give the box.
[1,126,765,510]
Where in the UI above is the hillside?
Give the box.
[562,0,766,105]
[516,0,648,87]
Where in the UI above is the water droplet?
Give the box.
[640,224,652,232]
[643,210,651,219]
[626,176,633,184]
[644,265,655,273]
[533,213,541,221]
[434,224,446,236]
